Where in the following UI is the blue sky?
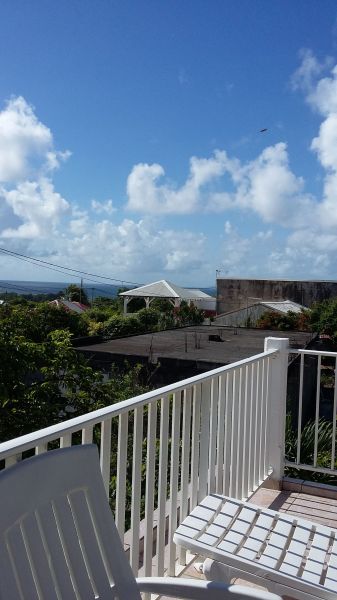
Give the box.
[1,0,337,286]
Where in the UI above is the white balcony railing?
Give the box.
[0,337,290,577]
[286,347,337,478]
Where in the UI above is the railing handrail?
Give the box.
[0,348,277,460]
[289,348,337,357]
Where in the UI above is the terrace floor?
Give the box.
[166,485,337,600]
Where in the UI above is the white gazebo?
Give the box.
[119,279,216,315]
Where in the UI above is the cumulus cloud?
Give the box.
[6,68,337,284]
[0,178,69,239]
[34,218,207,281]
[126,151,233,214]
[0,96,210,283]
[0,96,62,183]
[232,143,316,227]
[91,199,116,215]
[127,142,316,229]
[296,58,337,228]
[290,49,333,95]
[0,96,72,240]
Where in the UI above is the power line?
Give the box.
[0,282,60,294]
[0,246,142,287]
[0,280,121,301]
[0,250,119,297]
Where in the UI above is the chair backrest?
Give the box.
[0,445,141,600]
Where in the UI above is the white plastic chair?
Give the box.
[174,493,337,600]
[0,445,281,600]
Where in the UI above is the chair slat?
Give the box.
[0,541,26,600]
[69,489,113,598]
[37,502,77,600]
[21,513,60,600]
[53,494,96,598]
[6,524,40,600]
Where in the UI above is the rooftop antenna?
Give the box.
[216,268,229,279]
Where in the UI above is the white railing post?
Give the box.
[264,337,289,483]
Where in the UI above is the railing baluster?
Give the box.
[216,374,225,494]
[242,364,250,499]
[35,443,48,455]
[332,357,337,469]
[296,353,304,465]
[253,360,261,488]
[81,425,93,444]
[100,419,112,497]
[259,358,267,481]
[191,383,201,510]
[144,401,157,582]
[130,406,143,575]
[156,396,169,577]
[60,433,71,448]
[230,369,240,498]
[168,392,182,576]
[199,380,211,501]
[264,357,271,474]
[314,355,322,467]
[115,412,128,541]
[5,454,20,468]
[208,376,218,495]
[248,363,256,494]
[179,387,192,566]
[223,371,233,496]
[236,367,246,499]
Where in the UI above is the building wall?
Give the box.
[216,278,337,315]
[193,298,216,314]
[214,304,268,327]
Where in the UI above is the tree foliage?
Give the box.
[310,298,337,341]
[0,302,88,341]
[175,301,204,326]
[0,304,148,442]
[256,309,311,331]
[62,284,89,305]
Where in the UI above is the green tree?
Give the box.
[310,298,337,341]
[0,302,88,342]
[136,308,160,332]
[256,309,310,331]
[0,324,148,442]
[63,284,89,305]
[175,301,204,326]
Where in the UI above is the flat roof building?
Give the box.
[216,277,337,314]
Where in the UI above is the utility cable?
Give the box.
[0,247,142,287]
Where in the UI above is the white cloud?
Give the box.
[232,143,315,227]
[45,150,72,173]
[6,76,337,284]
[0,178,69,239]
[256,230,272,240]
[126,151,232,214]
[295,58,337,228]
[224,220,232,234]
[127,142,316,229]
[0,96,63,183]
[44,218,207,281]
[0,96,71,239]
[91,199,116,215]
[290,49,332,95]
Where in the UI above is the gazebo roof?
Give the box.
[119,280,214,301]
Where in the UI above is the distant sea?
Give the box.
[0,280,216,300]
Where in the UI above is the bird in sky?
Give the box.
[260,128,268,133]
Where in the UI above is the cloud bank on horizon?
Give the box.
[1,50,337,285]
